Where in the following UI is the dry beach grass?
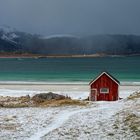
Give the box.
[0,91,140,140]
[37,99,88,107]
[0,92,88,108]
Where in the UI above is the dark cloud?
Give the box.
[0,0,140,36]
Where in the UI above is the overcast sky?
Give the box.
[0,0,140,36]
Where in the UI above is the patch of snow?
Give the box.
[1,34,9,40]
[0,25,18,44]
[0,89,88,99]
[1,34,13,43]
[1,33,17,44]
[119,90,135,99]
[0,89,37,97]
[34,101,123,140]
[28,107,93,140]
[0,107,61,140]
[42,101,131,140]
[8,33,19,39]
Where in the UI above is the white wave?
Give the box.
[121,81,140,86]
[0,81,140,86]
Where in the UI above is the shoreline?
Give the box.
[0,81,139,99]
[0,81,140,86]
[0,82,139,98]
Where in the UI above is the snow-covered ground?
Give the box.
[0,86,139,140]
[42,97,140,140]
[42,101,124,140]
[0,96,139,140]
[0,102,121,140]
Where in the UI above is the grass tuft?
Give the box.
[37,99,88,107]
[127,92,140,100]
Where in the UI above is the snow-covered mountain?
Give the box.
[0,25,140,55]
[0,25,19,44]
[0,25,42,53]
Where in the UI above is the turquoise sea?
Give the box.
[0,56,139,83]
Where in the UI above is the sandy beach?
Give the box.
[0,82,139,99]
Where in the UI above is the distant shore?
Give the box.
[0,53,106,58]
[0,53,140,58]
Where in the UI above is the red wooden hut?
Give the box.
[89,72,120,101]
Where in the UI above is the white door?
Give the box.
[90,89,97,101]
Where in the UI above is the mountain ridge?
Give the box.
[0,26,140,56]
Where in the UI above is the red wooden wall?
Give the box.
[90,73,119,101]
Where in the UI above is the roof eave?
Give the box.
[89,72,120,86]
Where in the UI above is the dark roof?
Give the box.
[105,71,120,84]
[89,71,120,85]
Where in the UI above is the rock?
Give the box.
[32,92,66,103]
[0,103,4,107]
[0,93,69,107]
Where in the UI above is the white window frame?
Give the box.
[100,88,109,94]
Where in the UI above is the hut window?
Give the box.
[100,88,109,93]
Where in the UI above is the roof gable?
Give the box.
[89,72,120,85]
